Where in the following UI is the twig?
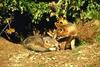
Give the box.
[0,23,9,35]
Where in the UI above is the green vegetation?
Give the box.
[0,0,100,42]
[0,0,50,23]
[0,0,100,23]
[78,40,87,45]
[95,33,100,42]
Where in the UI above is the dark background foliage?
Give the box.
[0,0,100,43]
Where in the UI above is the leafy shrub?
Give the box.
[0,0,100,42]
[67,0,100,22]
[0,0,100,23]
[1,0,50,23]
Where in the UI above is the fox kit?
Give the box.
[52,17,78,50]
[56,23,78,50]
[23,35,59,52]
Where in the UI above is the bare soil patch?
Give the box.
[0,20,100,67]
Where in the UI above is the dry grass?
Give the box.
[0,20,100,67]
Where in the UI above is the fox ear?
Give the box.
[47,29,57,39]
[32,29,41,36]
[47,31,52,37]
[54,34,57,39]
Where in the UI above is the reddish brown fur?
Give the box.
[56,24,78,37]
[55,22,77,50]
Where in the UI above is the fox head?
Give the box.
[55,17,69,28]
[57,24,78,37]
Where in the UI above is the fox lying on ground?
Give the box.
[23,34,59,52]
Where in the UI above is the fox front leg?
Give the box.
[70,38,76,50]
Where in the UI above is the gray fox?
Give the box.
[23,35,59,52]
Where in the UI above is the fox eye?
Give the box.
[59,28,63,32]
[56,21,59,23]
[60,22,63,24]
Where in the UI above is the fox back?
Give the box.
[23,35,59,52]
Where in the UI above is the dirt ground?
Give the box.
[0,20,100,67]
